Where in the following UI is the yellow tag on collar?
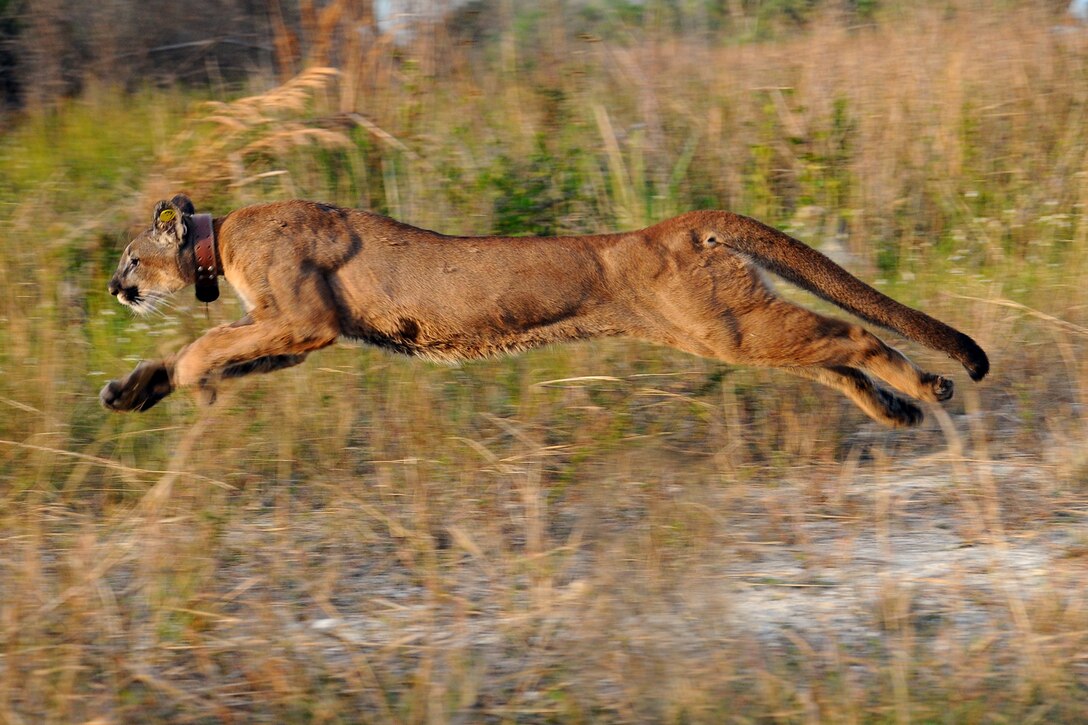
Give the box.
[158,208,176,223]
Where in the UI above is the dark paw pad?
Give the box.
[100,361,173,412]
[926,374,954,402]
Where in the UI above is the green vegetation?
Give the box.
[2,2,1087,722]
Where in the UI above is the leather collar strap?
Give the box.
[190,213,220,303]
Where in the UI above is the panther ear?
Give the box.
[152,199,188,243]
[170,194,196,216]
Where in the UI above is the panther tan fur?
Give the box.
[101,194,988,426]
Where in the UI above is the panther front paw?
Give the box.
[100,360,173,412]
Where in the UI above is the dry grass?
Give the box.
[2,3,1088,722]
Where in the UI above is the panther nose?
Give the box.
[108,277,121,296]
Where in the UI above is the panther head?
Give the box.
[108,194,196,314]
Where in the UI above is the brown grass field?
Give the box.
[1,2,1087,722]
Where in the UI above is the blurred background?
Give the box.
[1,1,1088,722]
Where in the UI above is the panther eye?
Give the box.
[129,258,140,271]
